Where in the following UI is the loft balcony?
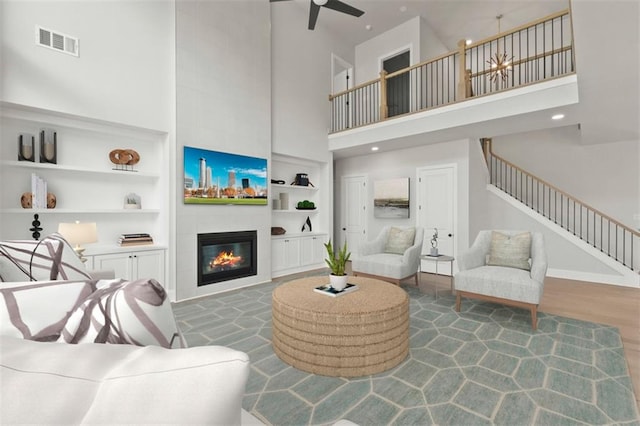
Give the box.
[328,10,578,157]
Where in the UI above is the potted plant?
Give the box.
[324,239,351,291]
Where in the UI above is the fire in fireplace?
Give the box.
[197,230,257,286]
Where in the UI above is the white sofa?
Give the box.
[0,235,256,425]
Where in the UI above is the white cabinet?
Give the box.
[271,153,332,277]
[271,237,301,273]
[91,248,165,283]
[272,233,327,277]
[301,234,326,266]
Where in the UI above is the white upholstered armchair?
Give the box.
[352,226,424,286]
[454,230,547,330]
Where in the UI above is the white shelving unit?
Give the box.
[0,102,170,283]
[271,153,331,277]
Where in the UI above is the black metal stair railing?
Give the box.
[329,9,574,134]
[486,146,639,272]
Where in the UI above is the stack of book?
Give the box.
[31,173,48,209]
[118,233,154,246]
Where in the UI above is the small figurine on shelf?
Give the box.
[430,228,439,256]
[123,193,141,209]
[30,214,43,240]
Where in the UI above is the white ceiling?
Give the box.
[280,0,569,50]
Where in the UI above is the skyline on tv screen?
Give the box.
[184,146,268,205]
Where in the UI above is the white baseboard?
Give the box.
[548,268,639,288]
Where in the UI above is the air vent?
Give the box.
[36,26,79,57]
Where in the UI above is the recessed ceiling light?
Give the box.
[399,6,407,12]
[371,146,379,151]
[552,114,565,120]
[466,39,473,45]
[365,24,372,31]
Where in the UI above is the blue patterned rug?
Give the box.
[173,276,639,425]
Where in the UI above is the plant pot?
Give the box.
[329,274,348,291]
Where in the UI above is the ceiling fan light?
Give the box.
[313,0,328,5]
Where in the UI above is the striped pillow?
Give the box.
[0,233,92,282]
[59,278,186,349]
[0,280,96,341]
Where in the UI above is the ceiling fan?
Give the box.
[270,0,365,31]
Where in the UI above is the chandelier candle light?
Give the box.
[488,14,513,85]
[57,221,98,263]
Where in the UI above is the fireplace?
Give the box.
[197,231,257,286]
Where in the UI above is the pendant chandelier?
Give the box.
[487,14,513,83]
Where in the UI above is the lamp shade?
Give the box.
[58,221,98,247]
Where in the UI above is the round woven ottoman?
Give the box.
[271,276,409,377]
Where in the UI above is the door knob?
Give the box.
[342,228,346,231]
[448,233,453,237]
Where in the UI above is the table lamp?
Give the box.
[57,221,98,263]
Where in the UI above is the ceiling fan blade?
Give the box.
[323,0,364,17]
[308,1,321,30]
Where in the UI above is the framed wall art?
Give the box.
[373,177,410,218]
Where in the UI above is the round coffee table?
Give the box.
[271,276,409,377]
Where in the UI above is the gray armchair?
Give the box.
[454,230,547,330]
[352,226,424,286]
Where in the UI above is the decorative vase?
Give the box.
[329,274,348,291]
[430,247,439,256]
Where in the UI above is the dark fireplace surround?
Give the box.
[197,230,257,287]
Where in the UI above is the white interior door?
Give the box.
[417,165,456,274]
[341,175,367,257]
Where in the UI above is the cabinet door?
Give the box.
[133,250,165,282]
[300,236,326,266]
[92,252,134,280]
[284,238,301,269]
[272,239,288,273]
[272,237,302,273]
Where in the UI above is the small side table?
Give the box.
[420,254,455,298]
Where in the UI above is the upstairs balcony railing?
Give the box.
[329,9,574,133]
[484,139,639,273]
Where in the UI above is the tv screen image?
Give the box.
[184,146,268,205]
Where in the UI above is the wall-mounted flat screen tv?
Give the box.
[184,146,268,205]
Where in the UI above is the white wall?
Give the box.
[354,16,421,85]
[175,0,272,301]
[0,0,173,131]
[270,3,350,163]
[334,139,470,256]
[419,17,448,61]
[491,126,639,229]
[467,138,489,242]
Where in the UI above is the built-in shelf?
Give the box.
[273,209,319,214]
[1,161,160,178]
[1,208,161,214]
[271,183,318,191]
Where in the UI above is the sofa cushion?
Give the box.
[454,265,542,304]
[59,278,185,348]
[0,336,249,425]
[384,227,416,254]
[0,280,95,341]
[487,231,531,270]
[0,233,92,281]
[353,253,407,279]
